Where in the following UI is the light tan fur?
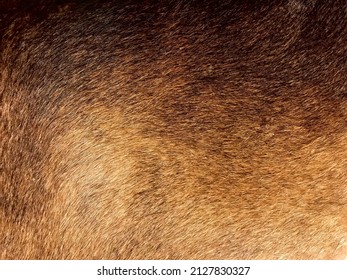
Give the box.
[1,0,347,259]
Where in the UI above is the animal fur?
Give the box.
[0,0,347,259]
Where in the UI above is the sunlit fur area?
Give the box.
[1,0,346,259]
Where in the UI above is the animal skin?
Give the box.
[0,0,347,259]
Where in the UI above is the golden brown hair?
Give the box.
[1,0,347,259]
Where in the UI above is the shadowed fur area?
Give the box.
[1,0,347,259]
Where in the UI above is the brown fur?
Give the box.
[1,0,347,259]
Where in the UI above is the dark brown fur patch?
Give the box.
[1,0,347,259]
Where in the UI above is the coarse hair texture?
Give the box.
[0,0,347,259]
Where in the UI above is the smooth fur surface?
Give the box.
[1,0,347,259]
